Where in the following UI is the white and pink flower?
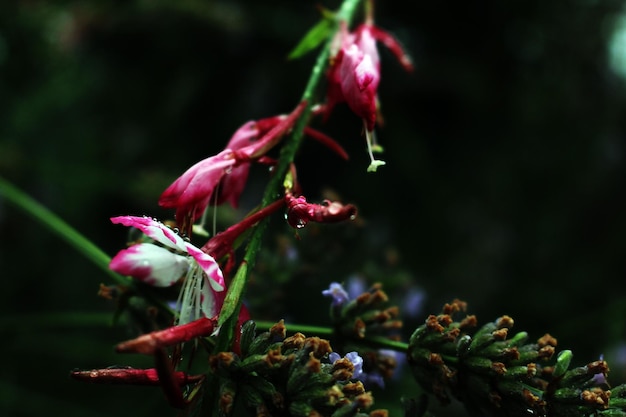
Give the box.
[109,215,225,324]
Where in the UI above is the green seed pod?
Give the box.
[240,383,264,408]
[502,365,534,380]
[598,409,626,417]
[456,334,472,356]
[288,400,314,417]
[247,331,273,356]
[559,365,596,388]
[247,375,280,402]
[467,324,498,353]
[506,331,529,347]
[238,320,257,357]
[463,356,498,375]
[239,353,271,374]
[552,387,582,402]
[553,350,573,378]
[409,324,429,346]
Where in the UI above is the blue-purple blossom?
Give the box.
[346,274,367,299]
[403,287,426,318]
[329,351,364,380]
[322,282,350,306]
[591,354,609,386]
[344,351,364,379]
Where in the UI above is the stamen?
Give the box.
[364,121,386,172]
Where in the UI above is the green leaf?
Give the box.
[287,17,334,60]
[218,261,248,327]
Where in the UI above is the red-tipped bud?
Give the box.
[115,316,218,355]
[70,367,203,386]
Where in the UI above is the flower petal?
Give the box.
[109,243,188,287]
[200,278,226,319]
[339,43,379,131]
[224,120,259,150]
[185,243,225,291]
[158,150,235,223]
[110,216,187,252]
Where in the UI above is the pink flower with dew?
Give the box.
[159,149,236,230]
[109,216,225,324]
[214,118,280,208]
[213,121,256,208]
[332,24,384,172]
[339,26,380,133]
[159,102,308,234]
[326,22,412,172]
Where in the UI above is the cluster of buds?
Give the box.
[407,299,626,417]
[209,320,387,417]
[323,282,403,389]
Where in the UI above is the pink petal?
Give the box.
[109,244,188,287]
[159,150,235,222]
[185,243,225,291]
[225,121,259,150]
[110,216,187,251]
[339,44,379,131]
[214,164,251,208]
[200,280,226,319]
[368,25,414,72]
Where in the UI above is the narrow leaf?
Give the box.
[287,18,333,60]
[218,261,248,326]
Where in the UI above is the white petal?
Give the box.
[110,243,188,287]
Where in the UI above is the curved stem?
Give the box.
[0,176,129,286]
[0,176,174,316]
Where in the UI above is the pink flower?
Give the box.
[159,150,236,233]
[109,216,225,324]
[338,25,380,133]
[158,101,307,234]
[212,115,289,208]
[326,22,413,172]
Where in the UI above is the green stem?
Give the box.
[0,312,117,329]
[217,0,363,337]
[0,176,130,286]
[255,321,410,352]
[0,176,174,316]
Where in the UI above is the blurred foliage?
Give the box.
[2,0,626,416]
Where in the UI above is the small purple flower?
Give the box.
[322,282,350,306]
[345,351,364,379]
[403,287,426,319]
[330,351,364,380]
[346,275,366,299]
[591,354,609,386]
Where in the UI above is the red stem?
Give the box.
[201,198,285,260]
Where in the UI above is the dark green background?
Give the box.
[2,1,626,416]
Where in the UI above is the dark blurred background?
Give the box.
[2,0,626,416]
